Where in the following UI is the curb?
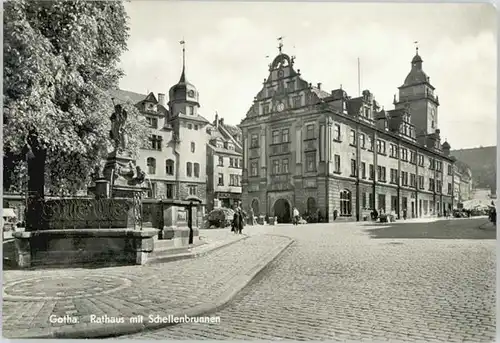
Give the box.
[146,234,249,264]
[19,236,294,339]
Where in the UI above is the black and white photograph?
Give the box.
[2,0,497,341]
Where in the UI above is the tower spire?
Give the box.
[414,41,419,55]
[179,39,186,83]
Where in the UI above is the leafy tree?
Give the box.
[3,0,148,197]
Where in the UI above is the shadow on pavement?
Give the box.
[364,219,497,240]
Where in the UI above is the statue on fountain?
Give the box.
[115,161,146,186]
[110,104,128,153]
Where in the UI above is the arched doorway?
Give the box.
[307,197,317,214]
[273,199,291,223]
[251,199,260,216]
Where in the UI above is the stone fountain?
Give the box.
[13,104,158,268]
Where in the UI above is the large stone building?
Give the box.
[240,47,458,222]
[206,113,243,211]
[111,50,210,205]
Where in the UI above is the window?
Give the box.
[377,166,383,181]
[188,123,192,129]
[147,182,157,198]
[272,130,280,144]
[390,169,398,184]
[230,158,234,167]
[146,117,158,128]
[360,134,366,149]
[191,142,195,153]
[218,173,224,186]
[339,189,352,216]
[293,96,301,108]
[429,178,435,191]
[361,162,366,179]
[272,159,280,175]
[263,104,270,114]
[306,153,316,172]
[218,156,224,166]
[447,165,452,176]
[282,158,289,173]
[349,130,356,146]
[251,134,259,148]
[223,142,228,149]
[250,162,258,177]
[369,193,374,209]
[390,144,398,158]
[165,159,174,175]
[166,184,174,199]
[376,139,386,154]
[436,180,442,193]
[149,135,162,151]
[362,193,367,209]
[367,136,373,151]
[194,125,199,130]
[350,159,357,177]
[333,124,341,141]
[410,151,417,164]
[418,175,424,189]
[282,129,289,142]
[334,155,341,173]
[381,167,386,181]
[418,155,424,167]
[188,185,197,196]
[306,124,315,140]
[429,158,435,170]
[147,157,156,175]
[186,162,192,177]
[448,183,452,195]
[369,164,374,180]
[436,161,442,172]
[401,171,408,186]
[410,173,416,187]
[230,174,239,186]
[194,163,200,178]
[186,105,194,115]
[401,148,408,161]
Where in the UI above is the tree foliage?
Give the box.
[4,0,148,195]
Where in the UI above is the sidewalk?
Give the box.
[2,233,293,339]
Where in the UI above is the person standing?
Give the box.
[292,207,299,225]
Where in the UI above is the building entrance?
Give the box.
[274,198,291,223]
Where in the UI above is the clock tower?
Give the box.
[394,48,440,137]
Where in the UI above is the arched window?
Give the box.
[191,142,196,153]
[147,157,156,175]
[339,189,352,216]
[165,159,174,176]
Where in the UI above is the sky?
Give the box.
[118,1,497,150]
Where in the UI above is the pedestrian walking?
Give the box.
[232,206,244,234]
[293,207,299,225]
[402,208,407,220]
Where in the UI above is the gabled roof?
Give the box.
[311,87,330,100]
[109,89,147,104]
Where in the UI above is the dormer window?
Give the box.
[223,142,228,149]
[146,103,157,112]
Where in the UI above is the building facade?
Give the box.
[110,53,210,205]
[240,48,457,222]
[206,114,243,211]
[453,160,473,206]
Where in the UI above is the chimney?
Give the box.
[220,118,224,126]
[317,83,322,90]
[158,93,166,107]
[214,112,219,127]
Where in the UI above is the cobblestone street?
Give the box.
[125,218,496,341]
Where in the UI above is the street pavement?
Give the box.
[124,218,496,341]
[2,230,292,338]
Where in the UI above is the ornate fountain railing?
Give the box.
[30,197,142,230]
